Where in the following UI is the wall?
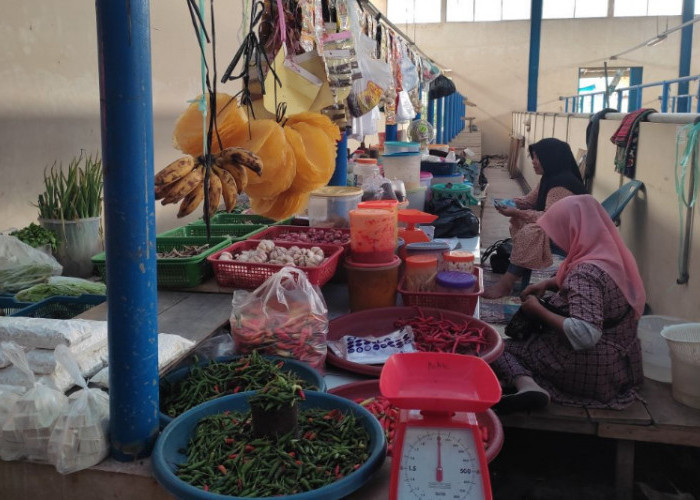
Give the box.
[512,111,700,321]
[0,2,243,232]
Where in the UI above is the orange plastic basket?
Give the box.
[207,240,344,289]
[398,266,483,316]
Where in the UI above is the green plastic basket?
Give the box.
[431,182,480,206]
[190,213,293,226]
[158,224,266,240]
[91,236,231,288]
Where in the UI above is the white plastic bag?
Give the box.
[231,267,328,370]
[396,90,417,123]
[47,345,109,474]
[0,235,62,293]
[400,53,420,92]
[0,317,105,349]
[0,341,69,462]
[0,384,25,425]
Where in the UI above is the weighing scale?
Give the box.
[379,352,502,500]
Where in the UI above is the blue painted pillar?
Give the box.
[329,131,348,186]
[385,123,398,141]
[446,94,452,141]
[416,84,422,120]
[628,67,643,113]
[427,98,435,126]
[678,0,695,112]
[436,97,444,144]
[95,0,159,461]
[527,0,543,111]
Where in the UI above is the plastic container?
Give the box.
[660,323,700,409]
[190,213,289,226]
[403,255,438,292]
[637,315,688,382]
[308,186,363,228]
[404,240,451,261]
[398,266,483,316]
[17,294,106,320]
[381,152,421,190]
[430,173,464,186]
[349,209,396,264]
[420,160,459,177]
[384,141,420,154]
[405,187,427,211]
[357,200,399,243]
[158,223,266,241]
[151,392,386,500]
[441,250,475,273]
[432,182,479,206]
[39,217,103,278]
[0,296,34,317]
[352,158,380,187]
[436,271,477,293]
[344,256,401,312]
[250,225,351,253]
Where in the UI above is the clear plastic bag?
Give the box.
[400,53,419,92]
[396,90,416,123]
[0,341,69,462]
[0,235,63,293]
[231,267,328,370]
[47,345,109,474]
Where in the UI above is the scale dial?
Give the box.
[397,425,485,500]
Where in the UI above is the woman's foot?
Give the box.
[494,376,550,414]
[482,271,519,299]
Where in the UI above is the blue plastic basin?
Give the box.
[159,355,327,427]
[152,391,386,500]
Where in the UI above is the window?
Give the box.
[577,67,640,113]
[543,0,607,19]
[615,0,682,16]
[447,0,474,22]
[502,0,531,20]
[447,0,607,22]
[387,0,442,24]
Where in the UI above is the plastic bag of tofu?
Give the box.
[0,341,69,462]
[47,344,109,474]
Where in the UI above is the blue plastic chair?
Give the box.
[601,180,645,226]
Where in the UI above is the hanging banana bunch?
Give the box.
[155,147,263,218]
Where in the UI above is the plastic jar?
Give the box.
[405,187,427,211]
[441,250,475,273]
[308,186,363,228]
[404,241,451,262]
[344,256,401,312]
[358,199,399,242]
[404,255,438,292]
[349,208,397,263]
[353,158,380,187]
[382,152,421,190]
[435,271,477,294]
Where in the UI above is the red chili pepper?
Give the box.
[298,389,306,400]
[224,437,234,445]
[244,444,255,453]
[213,385,220,393]
[295,460,302,466]
[217,464,228,475]
[203,485,209,492]
[233,386,241,394]
[228,453,238,459]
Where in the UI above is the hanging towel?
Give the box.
[585,107,617,192]
[610,108,656,178]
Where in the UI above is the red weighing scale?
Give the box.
[379,352,502,500]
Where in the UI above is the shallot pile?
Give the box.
[219,240,326,267]
[274,228,350,246]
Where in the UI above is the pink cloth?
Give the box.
[537,194,646,317]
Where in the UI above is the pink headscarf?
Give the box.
[537,194,646,317]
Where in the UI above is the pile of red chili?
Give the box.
[394,308,491,356]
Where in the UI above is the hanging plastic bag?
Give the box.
[47,345,109,474]
[0,341,69,462]
[421,57,440,84]
[0,235,63,293]
[396,90,416,123]
[428,75,457,100]
[425,198,480,238]
[400,53,420,92]
[346,34,393,118]
[231,267,328,370]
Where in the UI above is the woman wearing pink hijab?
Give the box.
[491,194,646,413]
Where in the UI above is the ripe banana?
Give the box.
[213,166,239,212]
[159,165,204,204]
[207,171,223,217]
[155,155,196,185]
[177,181,204,218]
[219,147,263,176]
[221,163,248,193]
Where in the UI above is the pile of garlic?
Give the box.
[219,240,326,267]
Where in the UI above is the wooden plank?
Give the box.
[156,292,232,344]
[531,402,592,422]
[615,440,635,500]
[586,400,652,426]
[75,291,189,321]
[598,422,700,447]
[639,379,700,428]
[498,412,597,435]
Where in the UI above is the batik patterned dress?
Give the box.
[509,183,576,270]
[491,262,643,409]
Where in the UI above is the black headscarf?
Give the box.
[528,138,586,211]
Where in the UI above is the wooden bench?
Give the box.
[498,379,700,500]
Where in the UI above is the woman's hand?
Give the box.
[496,205,520,218]
[520,278,558,300]
[520,295,544,317]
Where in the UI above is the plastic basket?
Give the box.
[189,213,292,226]
[398,266,483,316]
[0,296,33,317]
[250,225,351,253]
[661,323,700,409]
[207,240,344,289]
[431,182,480,206]
[420,160,459,176]
[158,223,266,240]
[92,236,231,288]
[17,294,106,320]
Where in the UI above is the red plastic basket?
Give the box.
[250,225,351,254]
[207,240,344,289]
[398,266,484,316]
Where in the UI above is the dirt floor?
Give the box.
[488,421,700,499]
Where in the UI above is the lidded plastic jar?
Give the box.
[435,271,477,294]
[404,241,451,261]
[358,199,399,242]
[441,250,475,273]
[353,158,380,187]
[308,186,363,228]
[404,255,438,292]
[349,208,397,263]
[345,256,401,312]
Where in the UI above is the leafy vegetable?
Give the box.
[9,223,58,251]
[15,277,106,302]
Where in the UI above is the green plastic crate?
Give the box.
[91,236,231,288]
[190,213,293,226]
[158,224,266,240]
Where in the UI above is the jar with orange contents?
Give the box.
[403,255,438,292]
[440,250,475,273]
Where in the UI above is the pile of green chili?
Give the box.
[176,408,370,496]
[160,352,318,418]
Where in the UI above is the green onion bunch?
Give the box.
[37,152,103,220]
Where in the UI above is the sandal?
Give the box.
[494,389,549,415]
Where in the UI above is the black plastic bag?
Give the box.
[426,198,479,238]
[428,75,456,100]
[482,238,512,274]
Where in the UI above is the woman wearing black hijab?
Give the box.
[483,138,586,299]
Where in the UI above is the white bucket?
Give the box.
[39,217,103,278]
[636,315,688,382]
[660,323,700,409]
[381,152,421,190]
